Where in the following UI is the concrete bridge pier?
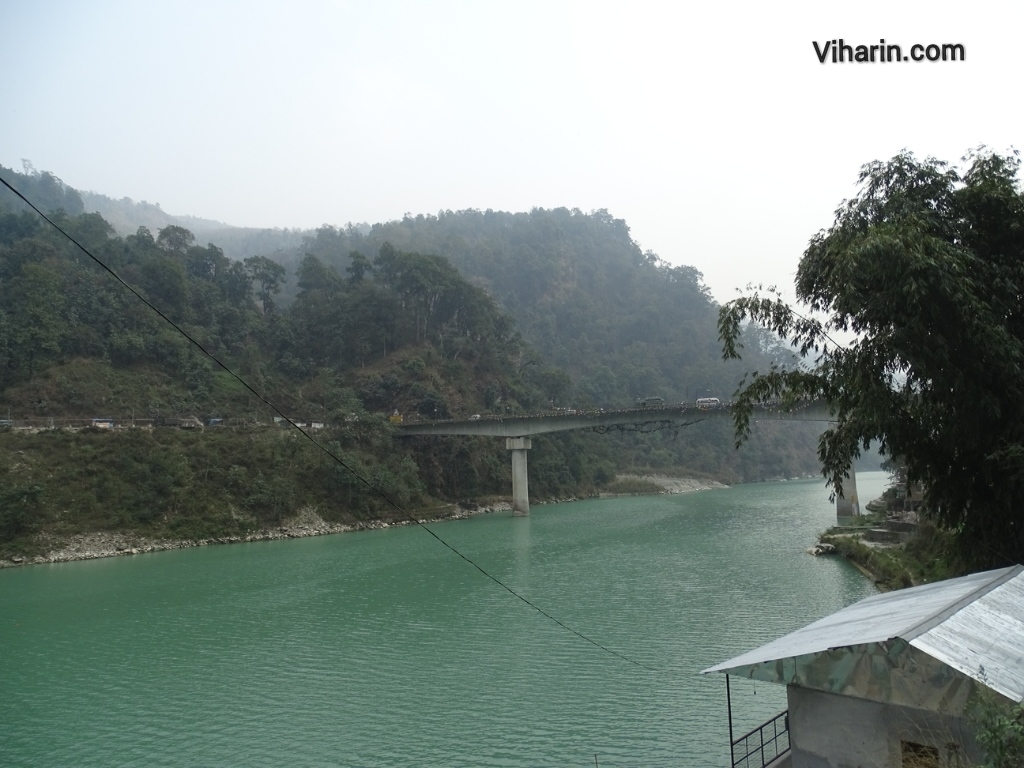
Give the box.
[836,464,861,526]
[506,437,532,516]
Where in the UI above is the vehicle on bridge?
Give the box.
[155,416,204,428]
[695,397,722,409]
[636,396,664,408]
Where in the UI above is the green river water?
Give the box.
[1,473,886,767]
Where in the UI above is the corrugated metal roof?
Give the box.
[703,565,1024,702]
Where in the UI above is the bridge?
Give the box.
[398,401,836,515]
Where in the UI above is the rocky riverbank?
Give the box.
[807,494,918,592]
[0,502,513,569]
[1,476,727,570]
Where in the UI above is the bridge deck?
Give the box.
[396,402,833,438]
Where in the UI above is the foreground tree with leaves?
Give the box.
[719,149,1024,568]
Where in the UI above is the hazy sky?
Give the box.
[3,0,1020,302]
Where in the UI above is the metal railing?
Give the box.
[731,710,790,768]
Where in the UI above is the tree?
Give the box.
[186,243,227,281]
[139,254,188,320]
[156,225,196,254]
[3,261,65,381]
[297,254,343,294]
[244,255,286,315]
[972,690,1024,768]
[718,149,1024,568]
[346,250,372,283]
[218,260,253,306]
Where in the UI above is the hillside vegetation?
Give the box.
[0,165,823,558]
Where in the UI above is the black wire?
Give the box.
[1,176,656,671]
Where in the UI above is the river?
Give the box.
[0,472,888,767]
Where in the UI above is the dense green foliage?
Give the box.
[278,208,782,407]
[720,149,1024,568]
[78,188,309,261]
[0,163,84,218]
[971,691,1024,768]
[0,423,425,554]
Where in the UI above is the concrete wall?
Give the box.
[787,687,981,768]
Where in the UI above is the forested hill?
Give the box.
[0,163,86,218]
[2,161,796,410]
[278,209,792,408]
[0,164,309,263]
[77,189,311,264]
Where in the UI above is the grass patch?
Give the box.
[821,520,965,591]
[604,478,665,495]
[821,535,914,590]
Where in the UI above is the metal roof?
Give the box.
[703,565,1024,703]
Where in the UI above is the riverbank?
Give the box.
[812,497,962,591]
[0,473,727,569]
[0,502,512,569]
[599,473,728,497]
[809,493,902,590]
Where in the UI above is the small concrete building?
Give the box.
[704,565,1024,768]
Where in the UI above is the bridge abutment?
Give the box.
[506,437,532,516]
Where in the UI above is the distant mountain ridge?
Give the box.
[0,164,307,262]
[78,190,230,237]
[77,189,313,262]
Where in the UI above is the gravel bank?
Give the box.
[0,502,513,569]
